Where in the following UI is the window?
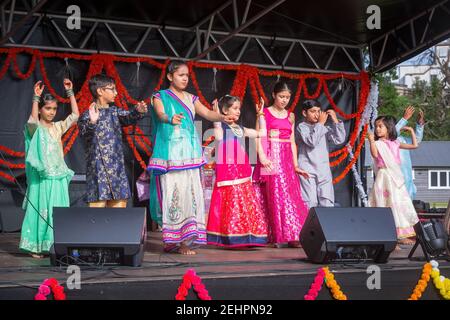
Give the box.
[438,47,448,58]
[428,170,450,189]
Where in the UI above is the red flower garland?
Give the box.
[0,171,15,182]
[0,158,25,169]
[188,61,212,109]
[34,278,66,300]
[333,124,368,184]
[0,52,12,79]
[175,269,212,300]
[304,268,326,300]
[288,78,304,112]
[0,48,371,186]
[11,51,37,80]
[0,145,24,157]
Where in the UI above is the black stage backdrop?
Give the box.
[0,35,358,208]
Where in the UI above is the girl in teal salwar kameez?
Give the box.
[20,79,79,258]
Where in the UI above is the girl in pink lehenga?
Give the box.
[252,82,309,247]
[207,96,269,248]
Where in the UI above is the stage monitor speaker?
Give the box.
[0,189,25,232]
[300,207,397,264]
[50,207,146,267]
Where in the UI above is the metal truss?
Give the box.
[0,0,363,74]
[368,0,450,73]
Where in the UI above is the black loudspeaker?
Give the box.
[50,207,146,267]
[408,219,449,261]
[0,189,25,232]
[300,207,397,264]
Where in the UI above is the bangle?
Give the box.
[161,114,169,123]
[32,95,40,103]
[66,88,74,97]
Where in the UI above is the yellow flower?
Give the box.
[434,281,444,290]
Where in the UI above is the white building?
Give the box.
[394,40,449,89]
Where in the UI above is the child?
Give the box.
[252,81,309,247]
[20,79,79,258]
[206,95,269,248]
[148,61,235,255]
[78,74,147,208]
[368,115,419,245]
[395,106,425,200]
[297,100,346,208]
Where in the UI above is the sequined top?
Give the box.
[215,123,251,183]
[78,106,143,202]
[264,108,292,140]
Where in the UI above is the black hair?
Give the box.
[39,94,57,109]
[272,81,292,95]
[89,74,115,98]
[302,99,321,111]
[167,60,188,75]
[374,115,398,141]
[218,95,240,113]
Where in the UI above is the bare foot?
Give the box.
[395,245,402,251]
[268,243,283,248]
[178,244,196,255]
[398,238,415,245]
[31,254,44,259]
[288,241,301,248]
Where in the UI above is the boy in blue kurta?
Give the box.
[78,74,147,208]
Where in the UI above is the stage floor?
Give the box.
[0,232,449,300]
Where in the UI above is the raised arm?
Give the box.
[395,105,415,135]
[298,122,328,147]
[211,99,224,140]
[118,101,147,126]
[31,81,44,121]
[194,99,225,122]
[415,109,425,144]
[244,98,267,139]
[399,126,418,150]
[325,109,346,145]
[63,79,79,117]
[254,112,272,170]
[367,132,378,159]
[78,103,98,137]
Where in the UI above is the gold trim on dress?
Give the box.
[216,176,251,187]
[268,137,291,142]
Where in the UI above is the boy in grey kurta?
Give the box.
[297,100,346,208]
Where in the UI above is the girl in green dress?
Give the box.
[20,79,79,258]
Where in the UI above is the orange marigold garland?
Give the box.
[323,267,348,300]
[408,262,432,300]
